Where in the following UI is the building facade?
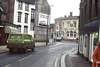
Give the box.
[13,0,36,37]
[54,12,79,40]
[48,24,55,39]
[34,0,51,41]
[54,17,64,40]
[1,0,35,37]
[79,0,100,62]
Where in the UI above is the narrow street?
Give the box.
[0,41,78,67]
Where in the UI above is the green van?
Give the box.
[7,34,35,53]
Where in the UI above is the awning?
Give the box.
[84,20,99,28]
[80,17,100,33]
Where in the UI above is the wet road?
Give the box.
[0,41,78,67]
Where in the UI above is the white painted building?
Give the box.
[63,18,79,40]
[54,12,79,41]
[13,0,36,38]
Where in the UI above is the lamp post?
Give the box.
[46,16,49,46]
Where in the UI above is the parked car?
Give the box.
[55,36,62,41]
[7,34,35,53]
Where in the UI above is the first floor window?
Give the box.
[73,21,76,27]
[17,12,22,22]
[25,13,28,23]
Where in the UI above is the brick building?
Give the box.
[79,0,100,62]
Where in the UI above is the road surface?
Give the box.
[0,41,78,67]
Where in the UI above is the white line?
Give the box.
[61,53,68,67]
[61,49,78,67]
[18,55,33,61]
[54,57,59,67]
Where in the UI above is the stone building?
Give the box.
[54,12,79,41]
[79,0,100,62]
[48,24,55,39]
[34,0,51,41]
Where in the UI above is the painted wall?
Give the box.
[13,0,35,38]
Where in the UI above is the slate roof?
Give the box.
[18,0,35,4]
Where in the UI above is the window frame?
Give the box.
[24,13,28,23]
[17,12,22,22]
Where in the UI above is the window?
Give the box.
[30,22,34,31]
[17,12,22,22]
[67,31,69,37]
[70,23,73,27]
[57,26,59,30]
[25,13,28,23]
[24,26,28,34]
[67,21,70,24]
[18,1,23,10]
[31,9,35,20]
[67,21,70,27]
[70,31,73,37]
[73,21,76,27]
[74,31,76,37]
[25,3,29,11]
[17,25,21,33]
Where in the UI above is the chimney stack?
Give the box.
[70,12,73,16]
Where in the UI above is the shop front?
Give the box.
[79,18,100,62]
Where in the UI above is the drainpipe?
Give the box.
[99,23,100,41]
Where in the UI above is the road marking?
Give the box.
[5,64,11,67]
[18,55,33,61]
[60,49,78,67]
[61,52,68,67]
[54,57,59,67]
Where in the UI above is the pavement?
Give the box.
[63,50,92,67]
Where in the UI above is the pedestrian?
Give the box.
[92,42,100,67]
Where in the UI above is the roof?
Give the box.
[63,16,79,20]
[18,0,35,4]
[55,16,79,21]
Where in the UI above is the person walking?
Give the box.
[92,42,100,67]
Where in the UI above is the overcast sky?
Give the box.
[47,0,80,23]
